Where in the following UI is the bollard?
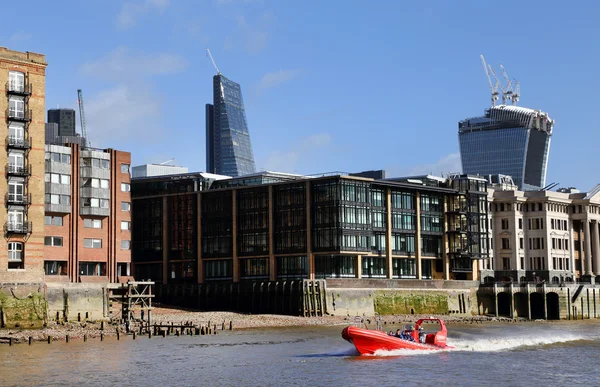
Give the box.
[133,332,136,340]
[48,336,52,344]
[101,333,104,341]
[229,321,233,330]
[101,321,105,330]
[66,335,70,343]
[28,337,32,345]
[117,330,120,340]
[84,335,87,342]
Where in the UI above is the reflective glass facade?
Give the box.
[206,74,256,177]
[458,105,553,190]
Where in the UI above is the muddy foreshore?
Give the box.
[0,306,520,345]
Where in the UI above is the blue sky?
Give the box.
[4,0,599,190]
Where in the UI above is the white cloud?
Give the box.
[117,0,169,30]
[262,133,332,172]
[258,69,301,90]
[85,84,164,147]
[80,46,188,81]
[9,32,32,42]
[387,152,462,178]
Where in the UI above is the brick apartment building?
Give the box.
[43,143,133,283]
[0,47,47,283]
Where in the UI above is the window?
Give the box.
[501,238,510,250]
[8,210,24,227]
[519,238,524,249]
[121,202,131,211]
[121,164,130,173]
[44,236,63,247]
[502,257,511,270]
[518,218,523,230]
[8,181,24,202]
[60,195,70,205]
[100,179,109,189]
[101,159,109,169]
[8,152,24,167]
[121,221,131,231]
[9,96,24,118]
[79,262,106,276]
[60,175,70,185]
[44,216,63,226]
[83,219,102,228]
[501,219,509,230]
[9,122,24,141]
[83,238,102,248]
[9,71,25,92]
[44,261,67,275]
[8,242,23,262]
[121,240,131,250]
[100,199,109,208]
[8,242,23,269]
[121,183,130,192]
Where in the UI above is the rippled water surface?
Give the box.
[1,320,599,386]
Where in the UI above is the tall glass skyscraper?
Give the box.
[458,105,553,190]
[206,74,256,177]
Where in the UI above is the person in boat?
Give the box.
[395,329,402,338]
[418,326,426,343]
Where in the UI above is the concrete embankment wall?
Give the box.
[0,283,46,329]
[46,283,107,322]
[324,280,478,317]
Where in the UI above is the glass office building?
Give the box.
[206,74,256,177]
[458,105,553,190]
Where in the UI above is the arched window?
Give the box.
[8,242,24,269]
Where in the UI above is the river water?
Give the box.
[1,320,599,387]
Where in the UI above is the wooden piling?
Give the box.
[101,333,104,341]
[28,337,32,345]
[66,335,70,343]
[133,332,136,340]
[229,321,233,330]
[9,337,13,346]
[48,336,51,344]
[117,330,120,340]
[222,322,225,330]
[101,321,105,330]
[84,335,87,342]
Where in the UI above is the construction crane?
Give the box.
[511,80,520,105]
[499,64,514,105]
[77,89,89,147]
[158,158,175,165]
[206,48,220,75]
[480,55,500,106]
[487,64,506,105]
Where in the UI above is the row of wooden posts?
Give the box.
[2,320,234,346]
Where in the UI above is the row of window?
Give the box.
[82,178,109,189]
[82,158,110,169]
[45,173,70,185]
[45,152,71,164]
[44,237,131,249]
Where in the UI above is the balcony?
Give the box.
[6,136,31,150]
[4,221,32,235]
[6,164,30,177]
[6,109,32,122]
[450,257,473,273]
[6,82,32,96]
[5,192,31,206]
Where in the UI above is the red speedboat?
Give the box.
[342,318,452,355]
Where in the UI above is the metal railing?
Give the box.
[6,135,31,149]
[5,192,31,206]
[6,109,32,122]
[6,164,30,176]
[6,81,32,95]
[4,221,32,234]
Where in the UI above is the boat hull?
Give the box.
[342,326,448,355]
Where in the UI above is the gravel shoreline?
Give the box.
[0,306,512,345]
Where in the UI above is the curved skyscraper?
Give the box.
[458,105,553,190]
[206,74,256,177]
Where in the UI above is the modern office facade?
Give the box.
[459,105,554,190]
[483,183,600,284]
[131,172,490,284]
[205,74,256,177]
[47,108,76,137]
[43,143,133,283]
[0,47,47,282]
